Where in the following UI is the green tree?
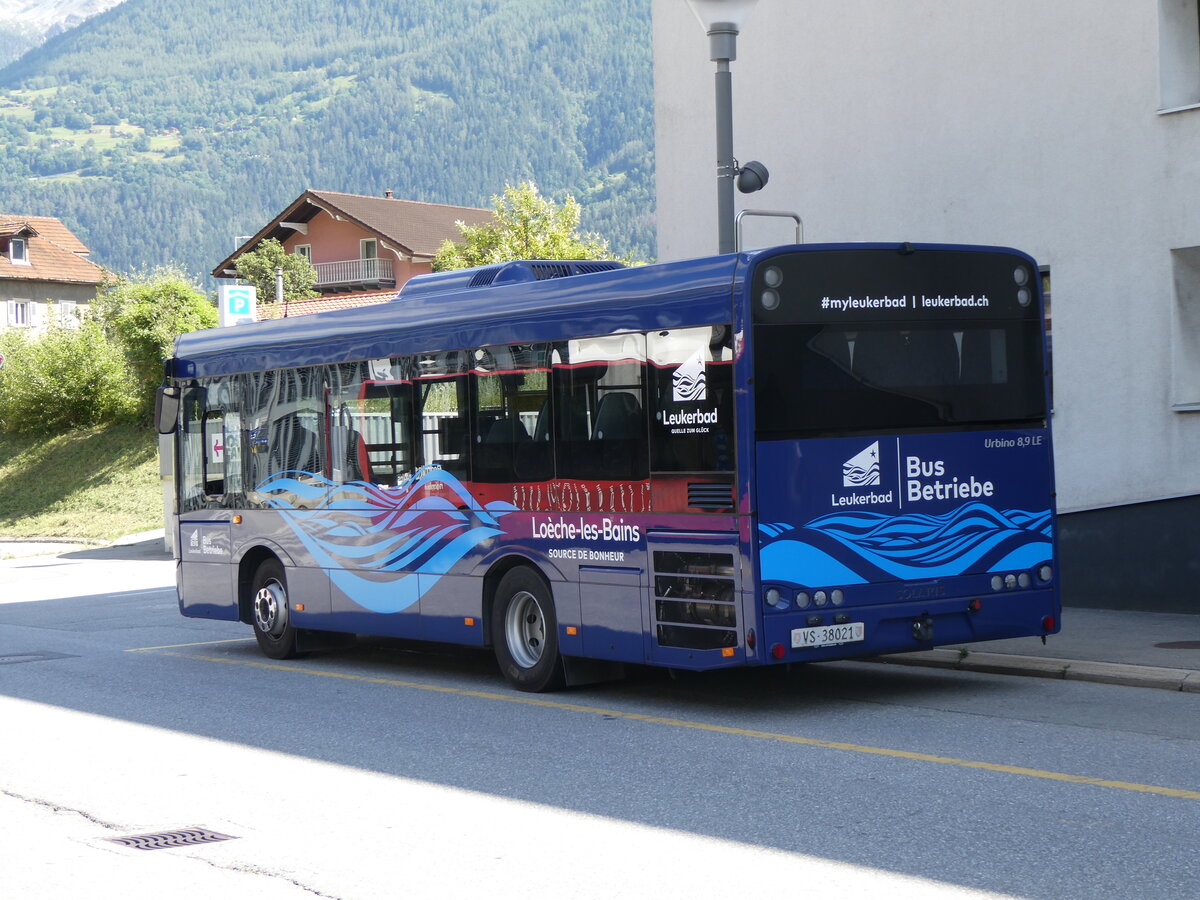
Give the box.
[233,238,319,304]
[432,182,623,271]
[0,323,139,435]
[90,266,218,416]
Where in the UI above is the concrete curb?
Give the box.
[874,648,1200,693]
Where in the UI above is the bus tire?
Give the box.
[250,559,303,660]
[491,567,565,693]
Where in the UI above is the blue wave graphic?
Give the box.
[673,371,707,401]
[759,501,1052,586]
[257,466,514,613]
[842,461,880,487]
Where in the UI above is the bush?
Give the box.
[0,323,139,435]
[90,267,218,416]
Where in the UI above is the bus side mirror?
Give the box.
[155,386,180,435]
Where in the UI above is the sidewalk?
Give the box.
[876,607,1200,692]
[0,530,170,561]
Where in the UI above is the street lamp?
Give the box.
[685,0,768,254]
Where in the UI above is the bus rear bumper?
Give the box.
[757,589,1060,665]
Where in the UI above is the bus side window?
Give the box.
[471,344,551,484]
[328,359,416,486]
[243,367,326,485]
[415,351,470,481]
[179,380,242,508]
[555,334,648,481]
[179,385,208,511]
[203,409,227,495]
[648,325,735,473]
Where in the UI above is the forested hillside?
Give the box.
[0,0,655,281]
[0,26,38,67]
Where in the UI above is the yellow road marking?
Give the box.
[125,638,253,652]
[156,650,1200,802]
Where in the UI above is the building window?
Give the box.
[59,300,78,326]
[9,238,29,264]
[7,300,30,327]
[360,238,378,260]
[1170,246,1200,408]
[294,244,312,262]
[1159,0,1200,110]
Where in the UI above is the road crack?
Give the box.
[0,787,124,830]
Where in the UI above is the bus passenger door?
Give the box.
[176,385,238,620]
[178,519,237,619]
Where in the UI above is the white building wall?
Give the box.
[654,0,1200,515]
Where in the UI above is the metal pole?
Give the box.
[715,62,735,254]
[709,24,739,255]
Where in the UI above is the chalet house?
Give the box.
[211,189,491,319]
[0,215,105,332]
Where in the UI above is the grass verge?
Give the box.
[0,424,163,541]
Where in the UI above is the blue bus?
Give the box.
[158,243,1059,691]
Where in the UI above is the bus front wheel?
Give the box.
[491,567,565,693]
[250,559,302,660]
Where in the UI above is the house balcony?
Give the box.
[314,257,395,291]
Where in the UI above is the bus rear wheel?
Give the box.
[250,559,303,660]
[491,567,565,693]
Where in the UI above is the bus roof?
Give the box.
[172,253,740,378]
[170,241,1033,379]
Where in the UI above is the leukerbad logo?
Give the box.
[843,441,881,487]
[672,348,707,402]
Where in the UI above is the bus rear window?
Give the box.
[753,322,1046,438]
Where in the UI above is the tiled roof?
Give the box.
[0,223,38,239]
[255,288,395,320]
[213,190,491,278]
[0,215,104,287]
[307,190,491,258]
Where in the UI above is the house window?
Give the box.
[360,238,378,260]
[59,301,78,326]
[294,244,312,262]
[7,300,30,327]
[10,238,29,264]
[1159,0,1200,110]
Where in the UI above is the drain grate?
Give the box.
[107,827,238,851]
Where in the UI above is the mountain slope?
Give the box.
[0,0,654,280]
[0,0,126,66]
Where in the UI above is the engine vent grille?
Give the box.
[652,550,737,650]
[687,481,734,512]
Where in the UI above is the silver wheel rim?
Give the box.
[254,579,288,638]
[504,590,545,670]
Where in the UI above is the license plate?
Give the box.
[791,622,865,649]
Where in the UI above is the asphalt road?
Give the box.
[1,547,1197,900]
